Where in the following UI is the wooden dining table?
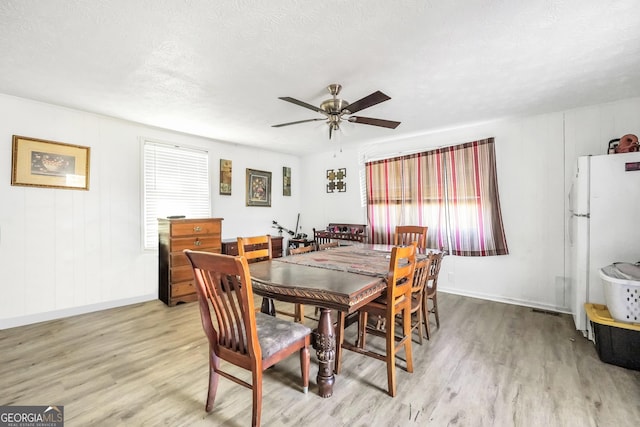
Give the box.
[248,244,428,398]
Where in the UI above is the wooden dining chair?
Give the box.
[347,244,417,397]
[394,225,428,249]
[238,235,277,316]
[184,250,311,427]
[237,235,273,263]
[423,251,444,339]
[406,254,433,345]
[238,235,304,323]
[369,252,435,346]
[288,244,318,320]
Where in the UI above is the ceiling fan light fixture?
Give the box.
[320,98,349,114]
[272,84,400,139]
[328,118,341,139]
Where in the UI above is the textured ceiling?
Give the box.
[1,0,639,155]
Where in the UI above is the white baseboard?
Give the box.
[2,289,572,330]
[0,294,157,330]
[438,286,572,315]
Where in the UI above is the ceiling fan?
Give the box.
[272,84,401,139]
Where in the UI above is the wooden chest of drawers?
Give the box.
[221,235,283,260]
[158,218,223,306]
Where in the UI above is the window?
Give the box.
[366,137,508,256]
[143,140,210,250]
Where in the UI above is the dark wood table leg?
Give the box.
[260,297,275,316]
[313,307,336,398]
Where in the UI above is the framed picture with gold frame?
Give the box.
[246,168,271,207]
[220,159,232,195]
[283,166,291,196]
[11,135,90,190]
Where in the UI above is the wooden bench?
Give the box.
[313,223,367,245]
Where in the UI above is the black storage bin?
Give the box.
[586,303,640,371]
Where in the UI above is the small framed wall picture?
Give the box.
[283,166,291,196]
[326,168,346,193]
[11,135,90,190]
[246,168,272,207]
[220,159,232,195]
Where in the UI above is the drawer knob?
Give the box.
[194,226,202,232]
[194,239,202,246]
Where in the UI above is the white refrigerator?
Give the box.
[569,152,640,340]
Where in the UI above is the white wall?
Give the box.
[0,94,300,328]
[301,97,640,313]
[3,92,638,328]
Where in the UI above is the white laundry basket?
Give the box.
[599,262,640,324]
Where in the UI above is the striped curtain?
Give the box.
[366,137,508,256]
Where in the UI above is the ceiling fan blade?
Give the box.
[348,116,401,129]
[272,118,325,128]
[342,91,391,114]
[278,97,325,114]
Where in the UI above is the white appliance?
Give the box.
[568,152,640,340]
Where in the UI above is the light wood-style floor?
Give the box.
[1,293,639,426]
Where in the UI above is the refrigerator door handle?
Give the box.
[568,183,573,206]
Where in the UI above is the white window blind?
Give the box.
[143,140,210,249]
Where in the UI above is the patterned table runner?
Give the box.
[275,245,394,278]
